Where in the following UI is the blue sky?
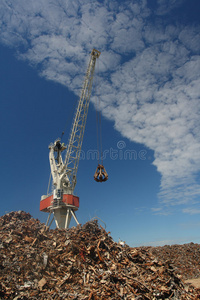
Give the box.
[0,0,200,246]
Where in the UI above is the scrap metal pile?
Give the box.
[150,243,200,281]
[0,211,199,299]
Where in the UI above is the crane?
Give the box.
[40,49,102,229]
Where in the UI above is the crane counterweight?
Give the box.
[40,49,101,229]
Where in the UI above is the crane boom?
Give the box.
[64,49,101,193]
[40,49,101,229]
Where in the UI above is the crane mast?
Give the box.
[40,49,101,229]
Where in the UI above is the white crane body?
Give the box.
[40,49,101,229]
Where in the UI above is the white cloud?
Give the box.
[0,0,200,209]
[183,207,200,215]
[155,0,186,16]
[179,27,200,53]
[151,207,172,216]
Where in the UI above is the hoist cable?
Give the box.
[97,60,103,165]
[95,60,99,163]
[95,59,103,165]
[95,61,100,164]
[95,100,100,164]
[99,102,103,165]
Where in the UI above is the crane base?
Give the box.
[45,207,79,229]
[40,194,79,212]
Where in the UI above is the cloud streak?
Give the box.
[0,0,200,209]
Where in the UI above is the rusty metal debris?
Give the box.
[149,243,200,281]
[94,164,108,182]
[0,211,200,299]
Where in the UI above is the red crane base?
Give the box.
[40,194,79,212]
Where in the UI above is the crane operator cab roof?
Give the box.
[49,139,67,152]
